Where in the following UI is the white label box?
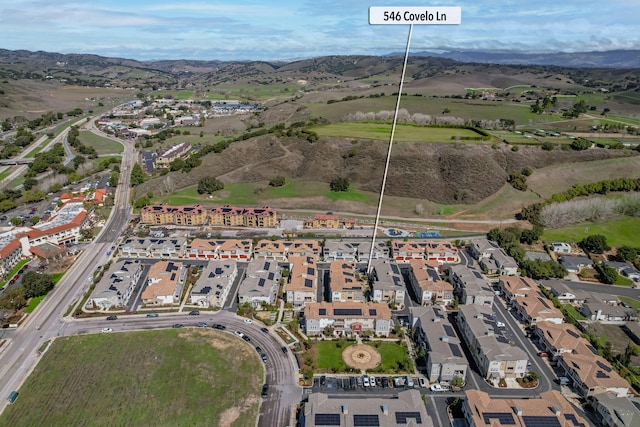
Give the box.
[369,6,461,25]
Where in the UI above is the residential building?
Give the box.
[185,238,220,259]
[512,291,564,326]
[463,389,589,427]
[369,260,406,309]
[286,255,318,309]
[456,304,529,380]
[581,300,635,321]
[534,322,585,360]
[425,241,459,264]
[392,241,426,262]
[411,306,468,384]
[237,259,280,308]
[448,264,494,306]
[498,275,535,303]
[140,203,207,226]
[302,390,432,427]
[550,242,572,253]
[523,251,552,262]
[154,142,191,169]
[559,341,630,398]
[217,239,252,260]
[605,261,640,282]
[284,240,321,258]
[539,279,582,304]
[253,239,287,261]
[142,261,185,306]
[0,239,22,279]
[303,214,355,229]
[87,259,142,310]
[469,239,500,260]
[209,205,277,228]
[407,259,454,306]
[354,240,390,262]
[593,392,640,427]
[119,237,186,258]
[328,261,367,303]
[559,256,592,273]
[481,249,518,276]
[190,260,237,308]
[322,241,359,262]
[303,301,392,337]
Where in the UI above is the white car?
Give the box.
[101,328,112,333]
[244,318,253,324]
[496,321,506,328]
[363,376,370,387]
[430,383,446,392]
[418,377,427,388]
[369,376,376,387]
[234,330,245,338]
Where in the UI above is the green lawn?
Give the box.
[369,342,412,373]
[0,168,10,181]
[312,122,486,143]
[619,296,640,310]
[562,304,586,321]
[315,340,352,372]
[543,217,640,248]
[0,329,263,427]
[79,131,124,155]
[313,340,411,373]
[24,295,45,314]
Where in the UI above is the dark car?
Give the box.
[146,313,159,318]
[212,324,226,330]
[537,351,550,358]
[172,323,184,328]
[242,335,251,342]
[106,315,117,321]
[188,311,200,316]
[281,346,288,353]
[381,377,389,388]
[261,384,269,398]
[197,322,207,328]
[261,353,267,363]
[349,377,356,389]
[255,346,263,354]
[320,375,327,386]
[260,327,268,333]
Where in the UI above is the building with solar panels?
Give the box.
[303,301,392,337]
[301,390,433,427]
[463,389,589,427]
[189,259,238,308]
[369,260,406,310]
[237,259,280,309]
[286,255,318,309]
[410,306,468,384]
[456,304,529,380]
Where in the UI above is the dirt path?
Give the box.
[217,135,294,181]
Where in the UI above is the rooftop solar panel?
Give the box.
[443,325,455,337]
[521,416,561,427]
[395,411,422,424]
[334,308,362,316]
[564,414,586,427]
[449,343,463,358]
[483,412,516,425]
[353,414,380,426]
[369,309,377,316]
[596,360,612,372]
[315,413,341,426]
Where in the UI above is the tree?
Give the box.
[596,262,618,285]
[10,217,22,226]
[329,177,350,192]
[197,176,224,194]
[22,271,55,298]
[268,176,286,187]
[28,216,40,225]
[507,173,527,191]
[0,287,27,310]
[570,138,591,151]
[541,141,555,151]
[616,246,638,262]
[130,163,146,186]
[581,234,610,254]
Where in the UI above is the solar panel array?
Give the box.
[395,411,422,424]
[315,413,341,426]
[564,414,586,427]
[521,416,562,427]
[482,412,516,425]
[443,324,456,337]
[334,308,362,316]
[353,414,380,426]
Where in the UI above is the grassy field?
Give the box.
[369,342,412,372]
[24,295,45,314]
[204,84,303,101]
[543,216,640,248]
[315,341,352,372]
[312,122,486,143]
[79,131,124,155]
[314,340,411,373]
[619,296,640,310]
[0,330,263,427]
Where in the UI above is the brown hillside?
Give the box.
[139,134,636,205]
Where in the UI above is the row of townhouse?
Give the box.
[87,259,143,310]
[469,238,519,275]
[0,202,90,278]
[322,240,388,262]
[411,305,468,384]
[497,276,565,326]
[406,259,454,306]
[140,203,277,228]
[540,279,638,322]
[448,264,495,306]
[392,240,460,264]
[303,214,355,229]
[456,304,529,380]
[303,301,392,337]
[463,389,589,427]
[153,142,192,169]
[534,321,631,399]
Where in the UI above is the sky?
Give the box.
[1,0,639,61]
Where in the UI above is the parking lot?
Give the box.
[310,374,452,395]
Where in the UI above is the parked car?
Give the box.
[418,377,427,388]
[188,311,200,316]
[101,328,112,333]
[106,315,117,321]
[244,318,253,324]
[172,323,184,328]
[430,383,446,392]
[369,376,376,387]
[197,322,207,328]
[381,377,389,388]
[557,376,571,385]
[363,376,370,387]
[234,330,245,338]
[281,346,288,353]
[7,391,18,404]
[212,324,226,330]
[260,327,268,333]
[537,351,550,358]
[261,353,268,363]
[146,313,159,318]
[261,384,269,399]
[406,376,414,387]
[242,335,251,342]
[496,321,506,328]
[320,375,327,386]
[255,346,263,354]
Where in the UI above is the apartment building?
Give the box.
[425,241,460,264]
[392,241,426,262]
[190,260,237,308]
[119,237,186,258]
[87,259,142,310]
[140,203,207,226]
[407,259,453,306]
[142,260,185,306]
[286,255,318,309]
[304,301,392,337]
[328,261,367,303]
[369,259,406,309]
[209,205,277,228]
[448,264,494,306]
[237,259,280,308]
